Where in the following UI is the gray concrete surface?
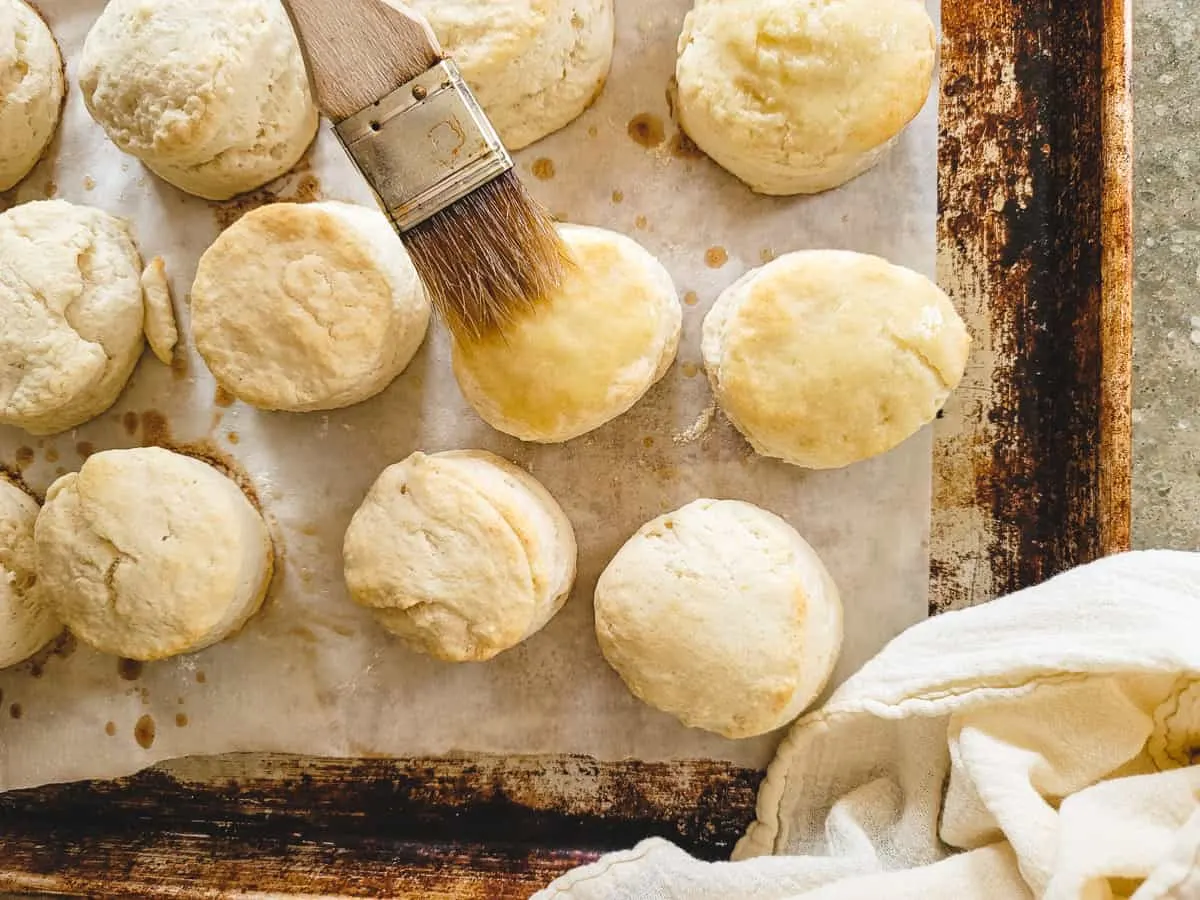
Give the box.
[1134,0,1200,550]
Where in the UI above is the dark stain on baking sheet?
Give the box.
[138,410,172,448]
[130,414,262,510]
[0,465,40,504]
[211,163,324,231]
[116,659,143,681]
[530,158,556,181]
[627,113,666,149]
[178,442,264,512]
[704,246,728,269]
[668,131,705,160]
[930,0,1131,612]
[16,631,76,680]
[0,755,761,897]
[133,715,156,750]
[213,385,237,408]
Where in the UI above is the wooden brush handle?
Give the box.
[282,0,443,120]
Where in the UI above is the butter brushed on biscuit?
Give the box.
[453,224,681,443]
[702,250,970,470]
[675,0,936,195]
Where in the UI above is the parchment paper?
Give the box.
[0,0,938,791]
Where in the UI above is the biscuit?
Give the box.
[0,0,65,191]
[412,0,614,150]
[675,0,936,194]
[191,202,431,412]
[35,447,274,661]
[0,479,59,669]
[140,257,178,365]
[0,200,147,435]
[453,224,681,443]
[78,0,318,200]
[702,250,970,469]
[595,499,843,739]
[344,450,577,662]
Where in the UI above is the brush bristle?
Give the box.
[402,171,571,341]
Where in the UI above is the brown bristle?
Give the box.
[402,171,571,341]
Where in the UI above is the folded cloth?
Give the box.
[534,551,1200,899]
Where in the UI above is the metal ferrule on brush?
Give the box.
[334,60,512,232]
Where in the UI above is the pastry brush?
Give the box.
[280,0,569,339]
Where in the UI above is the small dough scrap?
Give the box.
[0,479,59,669]
[191,202,431,412]
[35,447,274,661]
[411,0,614,150]
[343,450,577,662]
[702,250,971,470]
[0,200,146,436]
[675,0,937,194]
[453,224,681,443]
[141,256,178,365]
[78,0,318,200]
[0,0,65,191]
[594,499,843,739]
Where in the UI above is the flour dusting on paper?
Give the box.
[673,399,717,446]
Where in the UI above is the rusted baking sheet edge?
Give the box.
[931,0,1132,611]
[0,755,763,899]
[0,0,1134,896]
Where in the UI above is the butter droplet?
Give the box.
[134,714,156,749]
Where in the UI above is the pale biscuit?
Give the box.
[702,250,970,470]
[78,0,318,200]
[344,450,577,662]
[0,200,146,436]
[453,224,681,443]
[675,0,936,195]
[595,499,843,739]
[191,202,431,412]
[35,447,274,661]
[140,257,178,365]
[411,0,614,150]
[0,0,65,191]
[0,479,59,669]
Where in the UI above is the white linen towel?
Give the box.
[535,550,1200,899]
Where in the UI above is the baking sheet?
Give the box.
[0,0,937,791]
